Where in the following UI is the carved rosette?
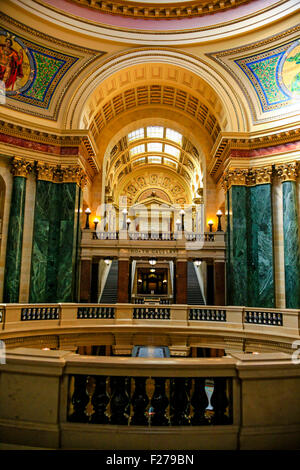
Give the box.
[10,157,33,178]
[275,162,299,182]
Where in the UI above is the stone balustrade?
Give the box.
[0,348,300,450]
[0,303,299,354]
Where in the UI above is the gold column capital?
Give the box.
[221,166,273,191]
[35,163,58,182]
[10,157,33,178]
[221,168,248,191]
[61,166,87,188]
[275,162,299,183]
[247,166,273,186]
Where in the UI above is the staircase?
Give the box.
[99,260,118,304]
[187,261,205,305]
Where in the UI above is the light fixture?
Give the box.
[216,210,223,232]
[175,218,181,230]
[93,217,99,231]
[150,268,156,273]
[104,259,110,265]
[84,208,91,229]
[195,260,201,266]
[149,258,157,266]
[126,217,131,230]
[138,278,142,283]
[208,220,214,232]
[163,279,167,283]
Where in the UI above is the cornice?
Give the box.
[209,128,300,178]
[67,0,251,19]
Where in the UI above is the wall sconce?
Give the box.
[216,210,223,232]
[104,259,110,265]
[93,217,99,231]
[163,279,167,283]
[84,208,91,229]
[150,268,156,273]
[149,258,157,266]
[208,220,214,232]
[138,278,142,283]
[195,260,201,267]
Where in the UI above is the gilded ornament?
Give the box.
[10,157,33,178]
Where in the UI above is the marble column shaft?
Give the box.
[3,176,27,302]
[226,184,275,307]
[30,180,81,303]
[282,181,300,308]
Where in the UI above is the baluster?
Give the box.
[69,375,89,422]
[211,377,231,425]
[109,376,130,425]
[191,378,208,425]
[91,376,109,424]
[170,378,190,425]
[150,378,169,426]
[131,377,149,425]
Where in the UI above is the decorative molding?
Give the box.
[10,156,33,177]
[67,0,251,19]
[209,129,300,178]
[275,161,299,182]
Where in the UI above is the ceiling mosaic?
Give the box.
[0,28,78,109]
[207,28,300,122]
[0,17,105,120]
[235,39,300,112]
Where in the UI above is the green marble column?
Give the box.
[30,180,60,303]
[227,185,248,305]
[247,184,275,308]
[3,176,27,302]
[56,183,81,302]
[282,181,300,308]
[30,174,83,303]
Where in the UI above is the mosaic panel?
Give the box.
[234,39,300,112]
[0,28,78,109]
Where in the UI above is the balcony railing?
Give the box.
[1,348,300,449]
[90,231,224,242]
